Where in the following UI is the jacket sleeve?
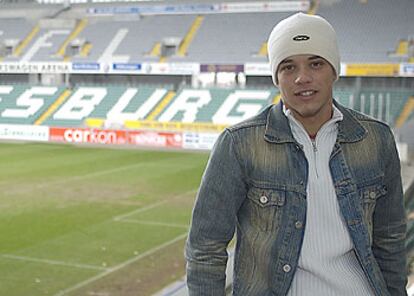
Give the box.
[372,128,408,296]
[185,129,247,295]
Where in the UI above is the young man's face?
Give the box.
[276,54,336,128]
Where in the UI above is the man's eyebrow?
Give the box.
[309,55,323,61]
[279,55,323,65]
[279,59,293,65]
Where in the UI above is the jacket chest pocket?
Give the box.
[361,184,387,215]
[241,187,286,232]
[360,183,387,243]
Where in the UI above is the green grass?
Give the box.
[0,142,209,296]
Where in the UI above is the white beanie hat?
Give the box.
[267,13,340,86]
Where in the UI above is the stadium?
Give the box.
[0,0,413,295]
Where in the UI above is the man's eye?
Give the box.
[281,65,294,71]
[311,61,324,68]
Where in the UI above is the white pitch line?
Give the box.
[36,160,167,189]
[2,158,178,195]
[112,189,197,222]
[1,254,108,271]
[118,219,189,229]
[112,200,167,221]
[34,153,198,190]
[54,232,188,296]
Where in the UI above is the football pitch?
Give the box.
[0,142,209,296]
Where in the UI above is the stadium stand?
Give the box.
[171,12,291,64]
[69,15,197,63]
[235,0,414,65]
[354,89,412,124]
[0,84,66,124]
[40,85,172,126]
[22,28,71,62]
[155,87,277,124]
[6,85,276,127]
[0,18,34,60]
[396,117,414,163]
[318,0,414,63]
[1,0,413,64]
[0,84,411,133]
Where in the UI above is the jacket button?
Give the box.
[369,191,376,199]
[282,264,291,273]
[259,195,268,204]
[295,221,303,229]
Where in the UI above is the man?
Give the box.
[185,13,407,295]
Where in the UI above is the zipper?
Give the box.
[311,138,319,178]
[311,139,318,153]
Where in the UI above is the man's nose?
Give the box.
[294,67,313,84]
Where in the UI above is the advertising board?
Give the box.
[182,132,219,150]
[0,124,49,141]
[49,127,183,148]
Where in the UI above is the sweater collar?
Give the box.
[264,100,367,144]
[283,103,343,139]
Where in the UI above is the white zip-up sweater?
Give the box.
[285,106,374,296]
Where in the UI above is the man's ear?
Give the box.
[331,65,338,82]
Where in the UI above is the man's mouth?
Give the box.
[295,90,317,97]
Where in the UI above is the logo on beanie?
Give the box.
[293,35,310,41]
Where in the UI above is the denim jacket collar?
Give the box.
[264,100,367,144]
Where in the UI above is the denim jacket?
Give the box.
[185,102,407,296]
